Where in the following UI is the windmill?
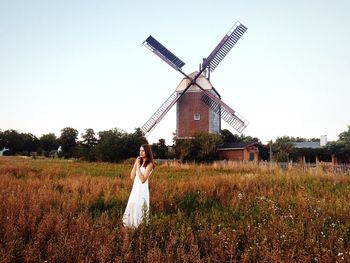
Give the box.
[141,21,249,139]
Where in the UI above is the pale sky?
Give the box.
[1,0,349,145]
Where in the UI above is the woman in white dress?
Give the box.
[123,144,154,228]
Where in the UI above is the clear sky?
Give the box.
[1,0,349,145]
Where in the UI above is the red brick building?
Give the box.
[176,72,220,139]
[217,142,260,161]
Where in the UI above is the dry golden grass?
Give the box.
[0,157,350,262]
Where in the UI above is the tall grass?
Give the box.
[0,157,349,262]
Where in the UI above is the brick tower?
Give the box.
[175,72,220,138]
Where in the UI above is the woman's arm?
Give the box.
[130,159,138,180]
[136,163,153,184]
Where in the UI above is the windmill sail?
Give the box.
[202,22,247,73]
[201,91,248,133]
[140,91,181,136]
[143,35,186,71]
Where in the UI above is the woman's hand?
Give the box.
[135,157,141,168]
[130,157,140,180]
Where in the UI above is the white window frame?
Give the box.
[194,113,201,121]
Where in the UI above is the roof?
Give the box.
[217,142,259,150]
[176,71,215,93]
[293,141,321,149]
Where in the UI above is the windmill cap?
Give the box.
[175,71,213,92]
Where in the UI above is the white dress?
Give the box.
[122,165,151,228]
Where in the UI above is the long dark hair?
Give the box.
[141,144,155,168]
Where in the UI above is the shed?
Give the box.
[217,142,259,161]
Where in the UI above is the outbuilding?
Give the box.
[217,142,259,161]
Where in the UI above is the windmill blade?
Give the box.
[202,22,247,73]
[201,91,249,133]
[140,91,181,136]
[143,35,186,71]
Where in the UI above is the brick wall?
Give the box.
[218,150,244,161]
[177,91,209,138]
[218,147,259,161]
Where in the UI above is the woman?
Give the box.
[122,144,155,228]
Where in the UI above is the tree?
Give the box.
[338,125,350,152]
[257,144,269,161]
[152,139,168,159]
[58,127,78,158]
[94,128,147,162]
[39,133,58,152]
[123,128,148,159]
[79,128,98,161]
[326,125,350,163]
[81,128,98,148]
[239,134,261,144]
[220,129,239,143]
[220,129,261,144]
[0,130,4,149]
[1,130,24,154]
[271,136,294,162]
[0,130,39,155]
[192,132,222,162]
[175,132,222,162]
[174,139,192,161]
[22,133,39,153]
[94,128,123,162]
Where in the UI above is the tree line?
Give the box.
[0,127,147,162]
[0,127,262,162]
[1,125,350,163]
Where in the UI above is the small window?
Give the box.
[194,113,201,121]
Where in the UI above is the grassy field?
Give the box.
[0,157,349,262]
